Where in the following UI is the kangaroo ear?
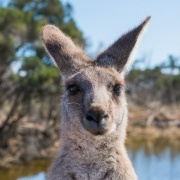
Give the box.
[42,25,90,75]
[96,17,151,73]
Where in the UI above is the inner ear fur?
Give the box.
[96,16,151,72]
[41,25,91,75]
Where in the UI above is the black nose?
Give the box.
[86,107,109,123]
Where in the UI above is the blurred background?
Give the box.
[0,0,180,180]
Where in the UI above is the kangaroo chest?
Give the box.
[64,154,118,180]
[58,147,128,180]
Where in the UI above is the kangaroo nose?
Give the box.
[86,106,109,123]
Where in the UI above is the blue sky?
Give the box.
[62,0,180,68]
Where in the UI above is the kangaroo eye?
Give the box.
[113,84,121,96]
[67,84,80,96]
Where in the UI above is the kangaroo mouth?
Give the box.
[82,118,109,136]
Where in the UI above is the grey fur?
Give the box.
[42,17,150,180]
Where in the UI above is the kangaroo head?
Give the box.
[42,17,150,137]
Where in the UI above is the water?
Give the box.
[129,147,180,180]
[1,142,180,180]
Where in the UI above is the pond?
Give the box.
[0,140,180,180]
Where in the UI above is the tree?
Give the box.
[0,0,86,147]
[127,56,180,106]
[161,55,180,74]
[160,55,180,106]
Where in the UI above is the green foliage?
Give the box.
[0,8,24,61]
[8,0,85,45]
[0,0,85,89]
[17,57,60,91]
[0,0,87,145]
[9,0,65,24]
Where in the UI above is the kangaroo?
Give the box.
[42,16,150,180]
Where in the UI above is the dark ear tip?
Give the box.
[143,16,151,25]
[137,16,151,31]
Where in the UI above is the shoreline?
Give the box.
[127,126,180,140]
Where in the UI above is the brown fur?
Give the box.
[42,17,150,180]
